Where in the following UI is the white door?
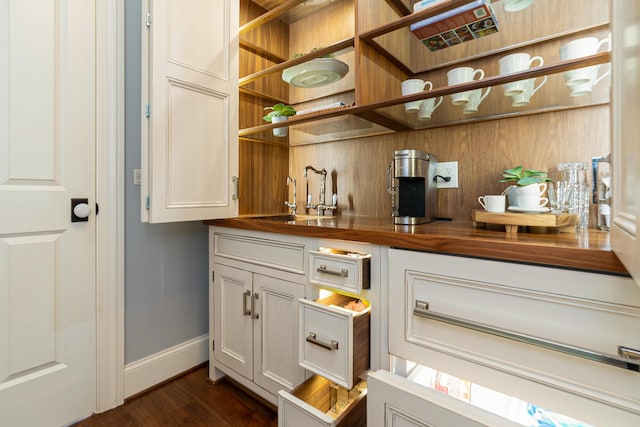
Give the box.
[254,274,306,395]
[611,0,640,287]
[142,0,239,223]
[214,263,254,379]
[0,1,96,426]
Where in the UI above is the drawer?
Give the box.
[309,248,370,294]
[213,230,306,274]
[367,370,519,427]
[278,374,367,427]
[299,293,370,389]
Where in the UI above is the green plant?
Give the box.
[499,165,551,186]
[263,103,296,122]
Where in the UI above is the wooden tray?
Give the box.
[471,210,579,234]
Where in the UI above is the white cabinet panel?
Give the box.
[611,0,640,287]
[143,0,238,223]
[387,249,640,426]
[368,370,517,427]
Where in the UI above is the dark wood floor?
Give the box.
[74,364,277,427]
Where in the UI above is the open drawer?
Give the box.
[299,293,370,389]
[309,247,371,294]
[278,374,367,427]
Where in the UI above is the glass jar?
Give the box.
[558,162,589,228]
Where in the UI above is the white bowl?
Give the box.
[282,58,349,88]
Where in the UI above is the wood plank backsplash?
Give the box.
[287,105,610,223]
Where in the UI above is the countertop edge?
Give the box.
[204,217,629,277]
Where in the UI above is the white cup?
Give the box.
[402,79,433,111]
[478,195,506,212]
[463,87,491,114]
[447,67,485,105]
[560,36,611,86]
[418,96,443,120]
[518,195,549,210]
[502,0,534,12]
[511,76,547,107]
[567,65,609,97]
[499,53,544,96]
[517,182,548,197]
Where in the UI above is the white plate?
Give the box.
[282,58,349,88]
[508,206,551,214]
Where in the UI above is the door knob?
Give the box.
[71,198,90,222]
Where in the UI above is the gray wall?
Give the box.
[124,0,209,364]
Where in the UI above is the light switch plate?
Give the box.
[436,161,458,188]
[133,168,141,186]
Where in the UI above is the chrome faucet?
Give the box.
[284,176,297,215]
[303,165,337,216]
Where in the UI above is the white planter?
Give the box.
[271,116,289,137]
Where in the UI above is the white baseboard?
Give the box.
[124,334,209,398]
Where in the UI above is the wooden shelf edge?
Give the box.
[239,0,306,34]
[239,38,287,64]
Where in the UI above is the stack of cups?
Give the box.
[557,162,590,229]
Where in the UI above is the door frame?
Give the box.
[96,0,126,413]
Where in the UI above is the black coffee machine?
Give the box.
[387,149,438,225]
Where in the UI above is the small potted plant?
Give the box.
[263,103,296,137]
[499,165,552,207]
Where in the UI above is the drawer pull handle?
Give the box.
[317,265,348,277]
[306,332,339,351]
[413,300,640,372]
[242,290,251,317]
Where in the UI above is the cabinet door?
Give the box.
[367,370,518,427]
[254,274,306,395]
[142,0,239,223]
[214,263,253,380]
[611,0,640,287]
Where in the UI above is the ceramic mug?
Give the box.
[447,67,485,105]
[567,65,609,97]
[518,195,549,210]
[499,53,544,96]
[418,96,443,120]
[511,76,548,107]
[463,87,491,114]
[560,36,611,86]
[402,79,434,111]
[478,195,506,212]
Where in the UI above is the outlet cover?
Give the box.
[436,161,458,188]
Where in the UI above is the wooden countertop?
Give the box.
[204,215,629,276]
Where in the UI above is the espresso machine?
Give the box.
[387,149,438,225]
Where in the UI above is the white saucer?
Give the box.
[508,206,551,214]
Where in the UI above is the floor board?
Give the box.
[74,365,277,427]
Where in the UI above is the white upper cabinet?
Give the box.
[611,1,640,287]
[142,0,239,223]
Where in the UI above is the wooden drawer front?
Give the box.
[309,248,371,294]
[278,375,367,427]
[299,294,370,389]
[214,231,306,274]
[367,370,517,427]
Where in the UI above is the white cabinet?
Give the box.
[611,0,640,287]
[298,293,371,389]
[368,370,517,427]
[213,264,305,397]
[210,227,310,404]
[377,249,640,426]
[141,0,239,223]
